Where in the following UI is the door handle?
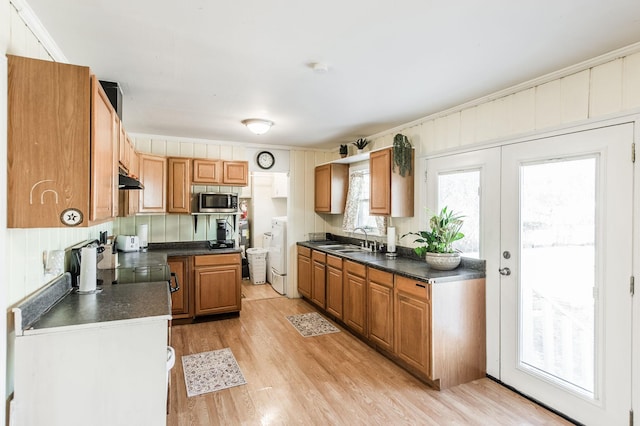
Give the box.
[499,267,511,276]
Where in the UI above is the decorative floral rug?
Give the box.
[286,312,340,337]
[182,348,247,397]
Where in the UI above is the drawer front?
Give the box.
[395,275,430,301]
[297,246,311,257]
[368,267,393,288]
[326,254,342,269]
[311,250,326,263]
[344,260,366,278]
[194,253,240,267]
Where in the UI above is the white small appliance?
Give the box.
[263,232,273,284]
[269,217,287,295]
[116,235,140,252]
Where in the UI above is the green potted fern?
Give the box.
[352,138,369,153]
[402,206,465,270]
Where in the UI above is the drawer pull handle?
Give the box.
[415,283,426,288]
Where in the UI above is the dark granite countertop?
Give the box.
[147,241,242,257]
[22,280,171,335]
[297,240,485,284]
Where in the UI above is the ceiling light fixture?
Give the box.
[242,118,274,135]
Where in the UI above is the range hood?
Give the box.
[119,173,144,190]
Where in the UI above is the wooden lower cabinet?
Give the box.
[395,279,431,377]
[325,255,343,319]
[194,253,241,315]
[168,256,192,319]
[297,246,312,298]
[343,260,367,337]
[311,251,326,308]
[367,267,394,353]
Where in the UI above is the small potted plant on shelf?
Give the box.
[339,144,348,158]
[402,206,464,270]
[352,138,369,154]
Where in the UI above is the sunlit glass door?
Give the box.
[500,123,633,425]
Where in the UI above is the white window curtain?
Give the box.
[342,170,387,235]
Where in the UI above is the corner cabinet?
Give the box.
[314,163,349,214]
[369,147,414,217]
[168,256,192,319]
[7,55,118,228]
[194,253,242,315]
[138,154,167,213]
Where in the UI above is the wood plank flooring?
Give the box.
[167,284,573,425]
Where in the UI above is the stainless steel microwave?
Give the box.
[198,192,238,213]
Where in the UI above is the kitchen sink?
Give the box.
[316,244,363,252]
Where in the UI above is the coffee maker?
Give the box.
[210,219,235,249]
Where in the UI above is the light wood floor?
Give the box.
[167,284,573,425]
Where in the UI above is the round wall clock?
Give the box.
[256,151,275,170]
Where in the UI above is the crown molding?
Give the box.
[10,0,67,62]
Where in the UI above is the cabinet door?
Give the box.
[192,159,222,184]
[168,256,192,319]
[139,154,167,213]
[344,268,367,336]
[395,291,431,376]
[311,259,326,308]
[314,164,331,212]
[326,264,343,319]
[369,148,391,215]
[368,268,394,352]
[8,55,92,228]
[222,161,248,186]
[297,251,312,299]
[167,158,191,213]
[194,264,241,315]
[118,120,129,171]
[91,77,117,222]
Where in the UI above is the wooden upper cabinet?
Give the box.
[118,120,129,172]
[167,157,191,213]
[314,163,349,214]
[192,159,248,186]
[119,150,140,217]
[91,77,118,222]
[7,55,118,228]
[192,159,222,184]
[223,161,249,186]
[369,147,414,217]
[138,154,167,213]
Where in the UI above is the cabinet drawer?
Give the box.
[344,260,366,278]
[368,267,393,288]
[297,246,311,257]
[194,253,240,267]
[395,275,431,301]
[312,250,326,263]
[327,254,342,269]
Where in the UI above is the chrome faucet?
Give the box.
[353,227,373,251]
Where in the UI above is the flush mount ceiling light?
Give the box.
[242,118,274,135]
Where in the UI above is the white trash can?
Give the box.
[246,248,268,284]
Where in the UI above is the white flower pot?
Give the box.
[425,252,461,270]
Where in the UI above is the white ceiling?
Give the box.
[24,0,640,149]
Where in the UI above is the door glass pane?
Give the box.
[520,157,596,396]
[438,170,480,257]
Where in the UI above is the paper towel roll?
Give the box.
[79,247,97,293]
[137,224,149,248]
[387,227,396,253]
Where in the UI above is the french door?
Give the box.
[500,123,634,424]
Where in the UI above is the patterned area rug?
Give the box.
[286,312,340,337]
[182,348,247,397]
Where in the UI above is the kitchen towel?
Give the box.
[79,247,97,293]
[387,226,396,253]
[136,224,149,249]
